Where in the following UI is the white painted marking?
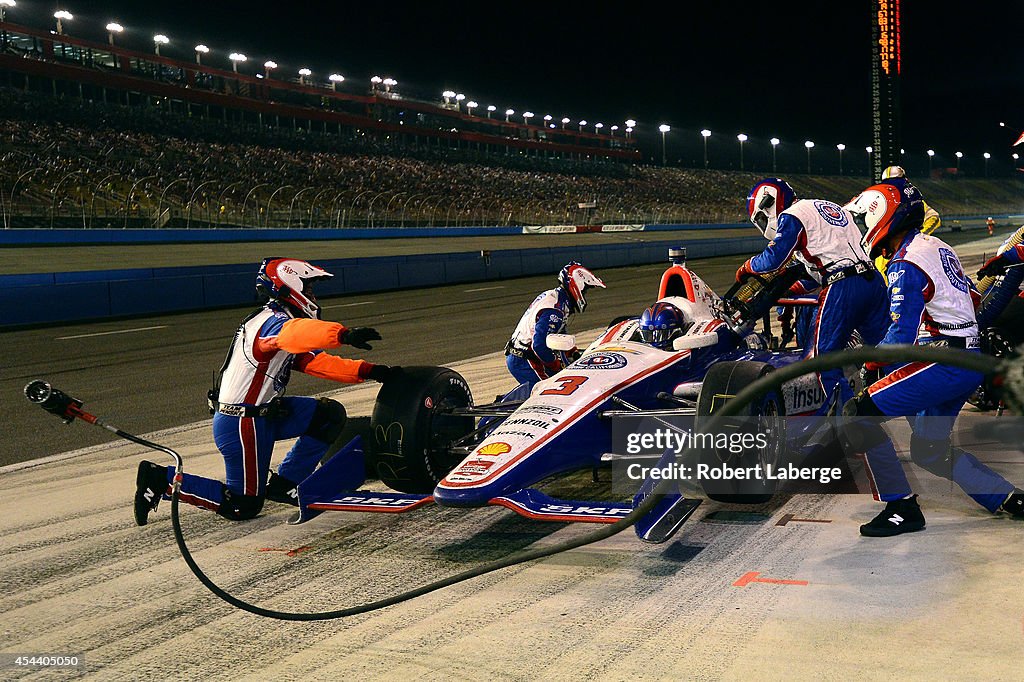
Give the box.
[464,285,506,293]
[322,301,375,309]
[57,325,168,340]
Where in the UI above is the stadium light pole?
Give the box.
[836,143,846,175]
[467,101,479,116]
[0,1,13,24]
[927,149,935,174]
[955,151,963,171]
[329,73,345,91]
[523,111,534,125]
[700,129,711,169]
[153,34,169,56]
[561,117,570,129]
[659,124,671,166]
[505,108,514,123]
[736,133,747,171]
[263,60,277,78]
[455,93,465,111]
[105,22,123,46]
[595,122,604,134]
[770,138,780,173]
[370,75,382,92]
[865,146,873,176]
[983,152,991,176]
[543,114,552,127]
[53,10,72,35]
[486,105,496,118]
[228,52,246,73]
[804,140,814,173]
[442,90,455,105]
[1014,152,1020,170]
[194,44,209,65]
[610,125,619,136]
[299,68,312,85]
[578,120,587,132]
[625,119,636,140]
[625,126,633,138]
[383,77,397,93]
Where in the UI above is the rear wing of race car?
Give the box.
[290,437,701,542]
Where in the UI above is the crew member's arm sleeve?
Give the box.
[749,213,805,274]
[275,318,346,354]
[880,260,930,346]
[531,309,565,363]
[293,350,371,384]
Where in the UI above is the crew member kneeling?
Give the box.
[132,258,394,525]
[844,179,1024,537]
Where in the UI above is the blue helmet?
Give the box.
[638,302,692,349]
[747,178,797,240]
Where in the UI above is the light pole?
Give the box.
[561,117,570,129]
[659,124,671,166]
[700,129,711,168]
[927,149,935,174]
[770,138,779,173]
[329,73,344,91]
[263,60,277,78]
[299,68,312,85]
[382,78,397,93]
[53,10,72,35]
[105,22,123,46]
[442,90,455,105]
[1014,153,1020,171]
[0,1,14,24]
[578,120,587,132]
[804,140,814,173]
[595,122,604,134]
[955,151,963,171]
[153,34,169,56]
[736,133,747,171]
[625,120,636,140]
[866,146,873,176]
[194,44,209,65]
[543,114,552,127]
[467,101,479,116]
[228,52,246,73]
[523,111,534,125]
[610,125,619,136]
[486,105,497,118]
[836,143,845,175]
[455,93,465,111]
[370,75,382,92]
[505,108,514,123]
[984,152,991,176]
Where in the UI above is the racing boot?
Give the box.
[133,460,169,526]
[265,472,299,507]
[860,495,926,537]
[1000,489,1024,518]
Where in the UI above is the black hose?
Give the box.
[161,343,1002,620]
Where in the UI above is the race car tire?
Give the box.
[369,366,475,493]
[695,360,785,504]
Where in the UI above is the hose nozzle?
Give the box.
[24,380,83,424]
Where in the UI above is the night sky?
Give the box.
[8,1,1023,172]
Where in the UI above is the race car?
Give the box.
[293,248,836,542]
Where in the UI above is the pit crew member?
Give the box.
[505,262,605,387]
[737,178,889,408]
[843,179,1024,536]
[874,165,942,276]
[133,258,393,525]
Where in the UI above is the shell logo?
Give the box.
[478,442,512,456]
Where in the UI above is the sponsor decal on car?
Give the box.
[576,352,628,370]
[518,404,563,415]
[453,460,494,476]
[478,442,512,456]
[488,429,537,439]
[503,417,552,429]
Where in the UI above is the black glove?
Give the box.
[977,254,1010,279]
[566,348,582,364]
[340,326,381,350]
[860,363,885,388]
[367,364,399,382]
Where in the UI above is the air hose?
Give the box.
[23,344,1005,621]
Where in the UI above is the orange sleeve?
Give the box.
[277,318,347,354]
[298,353,369,384]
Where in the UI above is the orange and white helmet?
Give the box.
[558,262,605,313]
[255,258,333,319]
[845,179,924,259]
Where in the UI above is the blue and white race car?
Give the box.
[294,250,836,542]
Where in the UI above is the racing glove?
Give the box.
[735,259,756,283]
[977,254,1011,279]
[860,362,887,387]
[339,326,382,350]
[366,364,398,382]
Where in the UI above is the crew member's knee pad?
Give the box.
[305,398,347,444]
[909,433,952,477]
[839,392,889,452]
[218,487,265,521]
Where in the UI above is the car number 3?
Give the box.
[541,375,589,396]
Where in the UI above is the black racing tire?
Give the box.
[368,366,474,493]
[695,360,785,504]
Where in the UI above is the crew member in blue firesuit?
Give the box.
[843,179,1024,536]
[736,178,889,411]
[505,262,605,387]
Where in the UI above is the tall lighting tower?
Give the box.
[870,0,902,180]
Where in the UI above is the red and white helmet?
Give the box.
[746,178,796,240]
[255,258,333,319]
[558,262,606,313]
[845,179,925,259]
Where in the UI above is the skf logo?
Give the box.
[540,504,630,517]
[478,442,512,456]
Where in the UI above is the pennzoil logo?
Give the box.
[478,442,512,456]
[577,352,628,370]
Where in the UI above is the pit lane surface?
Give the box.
[1,229,1019,680]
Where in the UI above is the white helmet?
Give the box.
[558,262,605,313]
[881,165,905,180]
[255,258,333,319]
